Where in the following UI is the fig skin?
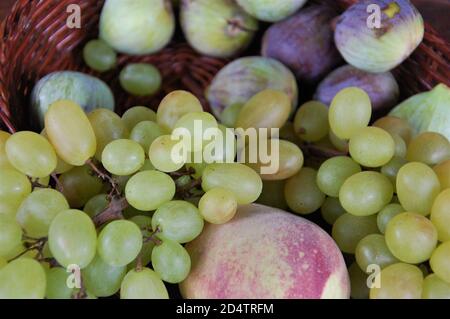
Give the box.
[334,0,424,73]
[236,0,308,22]
[180,0,259,58]
[262,5,342,83]
[314,65,400,111]
[206,57,299,120]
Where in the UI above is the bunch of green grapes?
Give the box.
[0,90,265,299]
[294,86,450,299]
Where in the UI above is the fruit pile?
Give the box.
[1,0,449,300]
[0,91,265,299]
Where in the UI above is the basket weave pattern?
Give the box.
[0,0,449,132]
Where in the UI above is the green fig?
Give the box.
[100,0,175,55]
[389,84,450,141]
[180,0,258,58]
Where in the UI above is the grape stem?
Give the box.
[51,173,64,193]
[300,143,347,158]
[28,177,51,190]
[176,178,202,200]
[143,227,162,245]
[72,276,87,299]
[92,196,127,227]
[86,159,121,197]
[8,237,48,262]
[169,166,195,178]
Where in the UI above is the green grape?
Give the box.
[0,131,13,170]
[45,100,97,166]
[125,170,175,211]
[40,129,73,174]
[84,194,109,218]
[0,215,22,257]
[235,90,291,131]
[140,158,156,172]
[380,156,407,192]
[422,274,450,299]
[98,220,143,267]
[377,203,405,234]
[203,124,237,164]
[339,171,393,217]
[316,156,361,197]
[293,101,329,142]
[279,121,302,145]
[130,120,164,151]
[16,188,69,238]
[149,135,186,173]
[119,63,162,96]
[82,254,127,297]
[83,39,117,72]
[434,159,450,190]
[186,161,207,179]
[60,165,103,208]
[202,163,262,205]
[221,103,243,128]
[391,133,407,158]
[244,139,303,181]
[407,132,450,166]
[329,87,372,140]
[332,213,379,254]
[198,188,237,224]
[329,130,348,153]
[0,168,32,218]
[48,210,97,268]
[123,205,151,220]
[321,197,346,225]
[349,127,395,168]
[257,180,288,210]
[157,90,203,133]
[152,200,204,243]
[385,212,438,264]
[431,189,450,242]
[370,263,423,299]
[45,267,75,299]
[102,139,145,176]
[430,241,450,284]
[372,116,413,144]
[122,106,157,131]
[152,239,191,284]
[0,257,6,269]
[88,108,129,160]
[0,259,46,299]
[128,215,155,268]
[284,167,325,215]
[396,162,440,216]
[355,234,398,272]
[348,262,369,299]
[5,131,57,178]
[120,268,169,299]
[173,111,218,152]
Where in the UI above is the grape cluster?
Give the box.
[244,87,450,299]
[0,90,263,299]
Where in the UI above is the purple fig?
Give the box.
[261,5,342,83]
[206,57,298,119]
[314,65,400,111]
[334,0,424,73]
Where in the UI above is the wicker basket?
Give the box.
[0,0,449,133]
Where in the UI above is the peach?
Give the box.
[180,204,350,299]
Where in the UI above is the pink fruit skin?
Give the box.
[180,204,350,299]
